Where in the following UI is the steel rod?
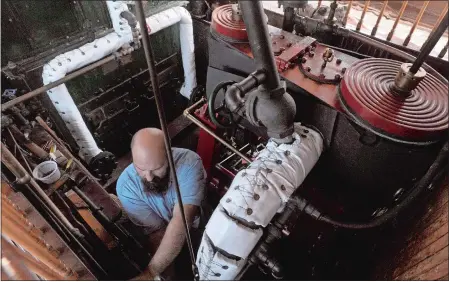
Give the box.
[1,55,117,111]
[134,1,198,279]
[403,1,430,46]
[342,0,353,27]
[240,1,281,91]
[423,3,448,51]
[356,0,370,31]
[438,40,448,58]
[184,98,252,163]
[387,1,408,41]
[371,0,388,36]
[409,11,448,74]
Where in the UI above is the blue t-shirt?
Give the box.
[116,148,206,233]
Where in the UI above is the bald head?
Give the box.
[131,128,168,182]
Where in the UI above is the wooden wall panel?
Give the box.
[390,180,449,280]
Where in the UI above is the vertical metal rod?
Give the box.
[371,0,388,36]
[134,1,198,280]
[403,1,430,46]
[342,0,353,27]
[423,3,448,51]
[356,0,370,31]
[409,11,448,74]
[240,1,281,91]
[387,1,408,41]
[438,40,448,58]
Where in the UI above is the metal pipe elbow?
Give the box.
[224,84,245,113]
[120,10,138,28]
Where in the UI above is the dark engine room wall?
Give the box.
[2,1,190,159]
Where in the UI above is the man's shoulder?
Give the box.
[173,147,202,166]
[117,164,139,193]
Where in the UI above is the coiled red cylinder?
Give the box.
[339,58,448,142]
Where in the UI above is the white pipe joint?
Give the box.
[42,1,197,162]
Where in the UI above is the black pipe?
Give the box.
[282,7,295,32]
[294,142,449,229]
[240,1,282,92]
[409,11,448,74]
[134,1,199,279]
[224,70,266,113]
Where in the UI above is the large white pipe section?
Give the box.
[197,123,324,280]
[42,1,196,162]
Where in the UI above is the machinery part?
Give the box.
[70,183,146,273]
[35,116,122,221]
[438,41,448,59]
[279,0,308,32]
[1,143,82,237]
[88,151,117,180]
[240,1,282,92]
[282,6,295,32]
[197,124,324,280]
[211,4,248,43]
[386,1,408,41]
[347,30,447,85]
[120,10,140,49]
[135,1,199,279]
[339,58,448,143]
[184,98,252,163]
[297,46,349,84]
[1,54,118,112]
[392,63,426,95]
[219,1,296,142]
[295,142,448,229]
[244,84,296,140]
[223,70,266,113]
[208,81,239,128]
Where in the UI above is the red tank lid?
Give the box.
[211,4,248,42]
[339,58,448,142]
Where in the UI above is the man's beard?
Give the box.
[142,168,170,194]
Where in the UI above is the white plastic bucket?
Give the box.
[32,161,61,184]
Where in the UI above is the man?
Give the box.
[116,128,205,279]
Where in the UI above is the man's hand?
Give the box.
[146,204,198,277]
[131,267,159,281]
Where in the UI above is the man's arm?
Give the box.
[146,204,198,277]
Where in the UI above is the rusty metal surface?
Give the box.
[1,180,95,280]
[232,26,359,109]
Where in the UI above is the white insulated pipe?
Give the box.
[42,1,197,162]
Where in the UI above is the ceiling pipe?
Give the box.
[41,1,197,162]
